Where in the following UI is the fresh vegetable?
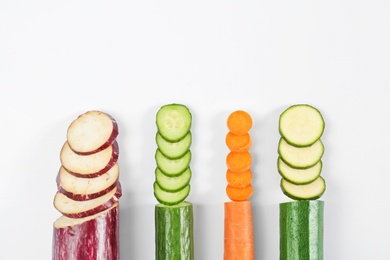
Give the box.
[156,131,192,159]
[279,104,325,147]
[154,182,190,206]
[226,169,252,188]
[155,167,192,192]
[227,110,253,136]
[67,110,119,155]
[226,151,252,173]
[280,200,324,260]
[226,184,253,202]
[224,201,254,260]
[281,177,326,201]
[278,138,324,169]
[277,157,322,185]
[155,202,194,260]
[155,149,191,177]
[53,203,119,260]
[225,132,252,152]
[156,104,192,142]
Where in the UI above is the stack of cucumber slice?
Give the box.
[278,104,326,200]
[153,104,193,206]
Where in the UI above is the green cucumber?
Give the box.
[278,157,322,185]
[155,167,192,192]
[281,176,326,200]
[280,200,324,260]
[279,104,325,147]
[153,182,190,206]
[278,138,324,169]
[156,104,192,142]
[155,202,194,260]
[156,131,192,159]
[155,149,191,177]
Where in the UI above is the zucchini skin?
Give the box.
[280,200,324,260]
[155,202,194,260]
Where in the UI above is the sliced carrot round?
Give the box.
[226,152,252,173]
[227,110,252,136]
[226,169,252,188]
[225,132,251,152]
[226,184,253,201]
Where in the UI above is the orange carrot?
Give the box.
[227,110,253,136]
[226,169,252,188]
[226,152,252,173]
[225,132,252,152]
[226,184,253,202]
[224,201,255,260]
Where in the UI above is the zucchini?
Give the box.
[279,104,325,147]
[153,182,190,206]
[156,104,192,142]
[155,167,192,192]
[280,176,326,200]
[278,157,322,185]
[155,202,194,260]
[280,200,324,260]
[278,138,324,169]
[155,149,192,177]
[156,131,192,159]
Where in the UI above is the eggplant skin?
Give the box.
[52,205,119,260]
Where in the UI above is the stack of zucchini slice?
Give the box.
[278,104,326,200]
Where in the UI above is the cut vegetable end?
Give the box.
[156,104,192,142]
[279,104,325,147]
[224,201,254,260]
[278,138,324,169]
[156,131,192,159]
[226,152,252,173]
[280,200,324,260]
[281,177,326,200]
[226,184,253,202]
[278,157,322,185]
[227,110,253,135]
[154,182,190,206]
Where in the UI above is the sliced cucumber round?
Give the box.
[278,138,324,169]
[278,157,322,185]
[155,149,191,177]
[281,176,326,200]
[153,182,190,206]
[155,167,192,192]
[279,104,325,147]
[156,104,192,142]
[156,131,192,160]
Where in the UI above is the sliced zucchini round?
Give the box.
[281,176,326,200]
[279,104,325,147]
[278,157,322,185]
[155,149,191,177]
[156,104,192,142]
[155,167,192,192]
[278,138,324,169]
[153,182,190,206]
[156,131,192,159]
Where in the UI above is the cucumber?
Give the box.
[280,200,324,260]
[156,104,192,142]
[280,176,326,200]
[156,131,192,159]
[279,104,325,147]
[153,182,190,206]
[278,138,324,169]
[155,167,192,192]
[278,157,322,185]
[155,149,191,177]
[155,202,194,260]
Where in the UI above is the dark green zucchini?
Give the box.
[155,202,194,260]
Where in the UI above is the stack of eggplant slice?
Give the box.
[53,110,122,260]
[278,104,326,260]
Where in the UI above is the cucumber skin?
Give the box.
[280,200,324,260]
[155,202,194,260]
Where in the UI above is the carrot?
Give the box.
[226,169,252,188]
[226,152,252,173]
[226,184,253,202]
[227,110,253,136]
[224,201,255,260]
[225,132,252,152]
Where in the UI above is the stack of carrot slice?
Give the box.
[224,110,255,260]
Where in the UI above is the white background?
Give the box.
[1,0,389,259]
